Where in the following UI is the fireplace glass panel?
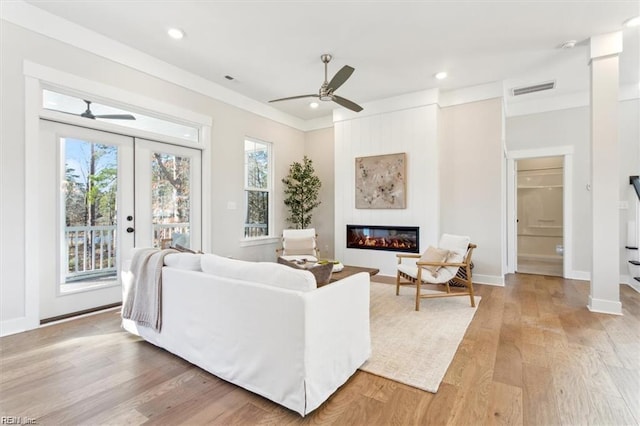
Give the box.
[346,225,419,253]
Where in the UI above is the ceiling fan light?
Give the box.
[167,28,185,39]
[435,71,448,80]
[309,102,319,109]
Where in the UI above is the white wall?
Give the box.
[334,104,440,276]
[304,127,335,259]
[0,22,307,330]
[440,98,505,283]
[506,99,640,279]
[507,107,591,274]
[333,93,505,283]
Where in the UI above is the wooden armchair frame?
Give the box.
[396,243,477,311]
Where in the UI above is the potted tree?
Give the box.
[282,156,321,229]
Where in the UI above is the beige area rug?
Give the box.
[359,282,480,393]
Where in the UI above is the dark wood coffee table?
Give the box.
[329,265,379,283]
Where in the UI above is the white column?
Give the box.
[588,31,622,315]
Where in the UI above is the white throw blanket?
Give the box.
[122,248,177,331]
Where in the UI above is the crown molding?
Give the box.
[506,83,639,117]
[1,0,312,131]
[438,81,503,108]
[332,88,440,122]
[3,1,637,129]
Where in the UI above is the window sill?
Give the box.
[239,236,280,247]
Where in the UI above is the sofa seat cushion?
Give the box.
[201,253,316,292]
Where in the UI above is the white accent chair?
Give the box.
[396,234,476,311]
[277,228,319,263]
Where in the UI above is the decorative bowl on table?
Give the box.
[317,259,344,272]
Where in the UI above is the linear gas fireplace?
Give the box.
[347,225,419,253]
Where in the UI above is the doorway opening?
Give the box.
[516,156,564,277]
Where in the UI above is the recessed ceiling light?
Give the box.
[434,71,447,80]
[623,16,640,27]
[309,102,319,109]
[167,28,185,40]
[560,40,577,49]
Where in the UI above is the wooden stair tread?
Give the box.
[625,246,638,250]
[629,260,640,266]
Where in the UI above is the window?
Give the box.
[244,138,272,238]
[42,89,199,142]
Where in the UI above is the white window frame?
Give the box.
[242,137,274,243]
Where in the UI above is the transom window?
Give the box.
[42,89,199,142]
[244,138,272,238]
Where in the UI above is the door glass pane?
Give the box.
[61,138,118,292]
[151,152,191,248]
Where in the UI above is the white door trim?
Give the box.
[17,63,212,335]
[506,146,574,278]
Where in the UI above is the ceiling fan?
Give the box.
[78,100,136,120]
[269,54,363,113]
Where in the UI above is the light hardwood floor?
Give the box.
[1,273,639,425]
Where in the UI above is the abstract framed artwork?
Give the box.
[355,153,406,209]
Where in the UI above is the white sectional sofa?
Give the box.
[122,252,371,416]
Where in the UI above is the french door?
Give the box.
[38,120,201,320]
[134,139,201,250]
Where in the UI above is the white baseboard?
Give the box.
[473,274,505,286]
[587,296,623,315]
[625,277,640,294]
[0,316,38,337]
[567,271,638,292]
[567,270,590,281]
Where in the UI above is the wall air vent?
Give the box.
[511,81,556,96]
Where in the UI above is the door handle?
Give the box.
[126,227,135,233]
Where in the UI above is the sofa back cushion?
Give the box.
[276,257,333,286]
[200,253,316,292]
[164,253,202,271]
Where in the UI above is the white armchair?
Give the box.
[396,234,476,311]
[276,228,319,263]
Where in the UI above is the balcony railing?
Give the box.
[65,225,117,281]
[154,222,190,248]
[64,223,192,283]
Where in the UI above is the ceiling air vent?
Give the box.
[511,81,555,96]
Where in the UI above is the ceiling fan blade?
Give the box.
[94,114,136,120]
[269,94,319,103]
[332,95,363,112]
[327,65,354,92]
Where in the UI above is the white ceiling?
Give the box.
[23,0,640,121]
